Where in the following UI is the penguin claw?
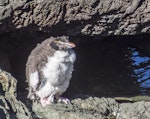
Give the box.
[57,97,70,104]
[40,98,52,107]
[39,95,55,106]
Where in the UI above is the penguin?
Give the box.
[26,36,76,106]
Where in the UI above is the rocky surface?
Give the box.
[0,0,149,35]
[118,101,150,119]
[32,97,118,119]
[1,69,150,118]
[0,69,32,119]
[32,96,150,119]
[1,68,150,119]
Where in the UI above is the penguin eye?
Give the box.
[50,41,59,50]
[61,39,66,43]
[55,39,60,42]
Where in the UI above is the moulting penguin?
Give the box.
[26,36,76,106]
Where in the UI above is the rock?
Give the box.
[32,97,119,119]
[1,68,150,119]
[0,0,149,35]
[0,69,32,119]
[118,101,150,119]
[32,95,150,119]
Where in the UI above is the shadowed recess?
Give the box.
[0,31,150,98]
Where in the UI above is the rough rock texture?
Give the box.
[1,69,150,119]
[0,69,32,119]
[32,96,150,119]
[32,97,119,119]
[0,0,149,35]
[118,101,150,119]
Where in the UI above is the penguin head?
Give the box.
[50,39,76,51]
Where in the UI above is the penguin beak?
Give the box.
[65,42,76,48]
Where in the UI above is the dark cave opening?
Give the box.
[69,34,150,97]
[0,31,150,98]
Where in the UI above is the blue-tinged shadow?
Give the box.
[129,47,150,94]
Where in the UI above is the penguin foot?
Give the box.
[40,95,54,106]
[40,98,51,107]
[55,94,70,104]
[57,97,70,104]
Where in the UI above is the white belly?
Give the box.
[37,50,76,98]
[42,50,75,85]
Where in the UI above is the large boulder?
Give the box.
[0,0,149,35]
